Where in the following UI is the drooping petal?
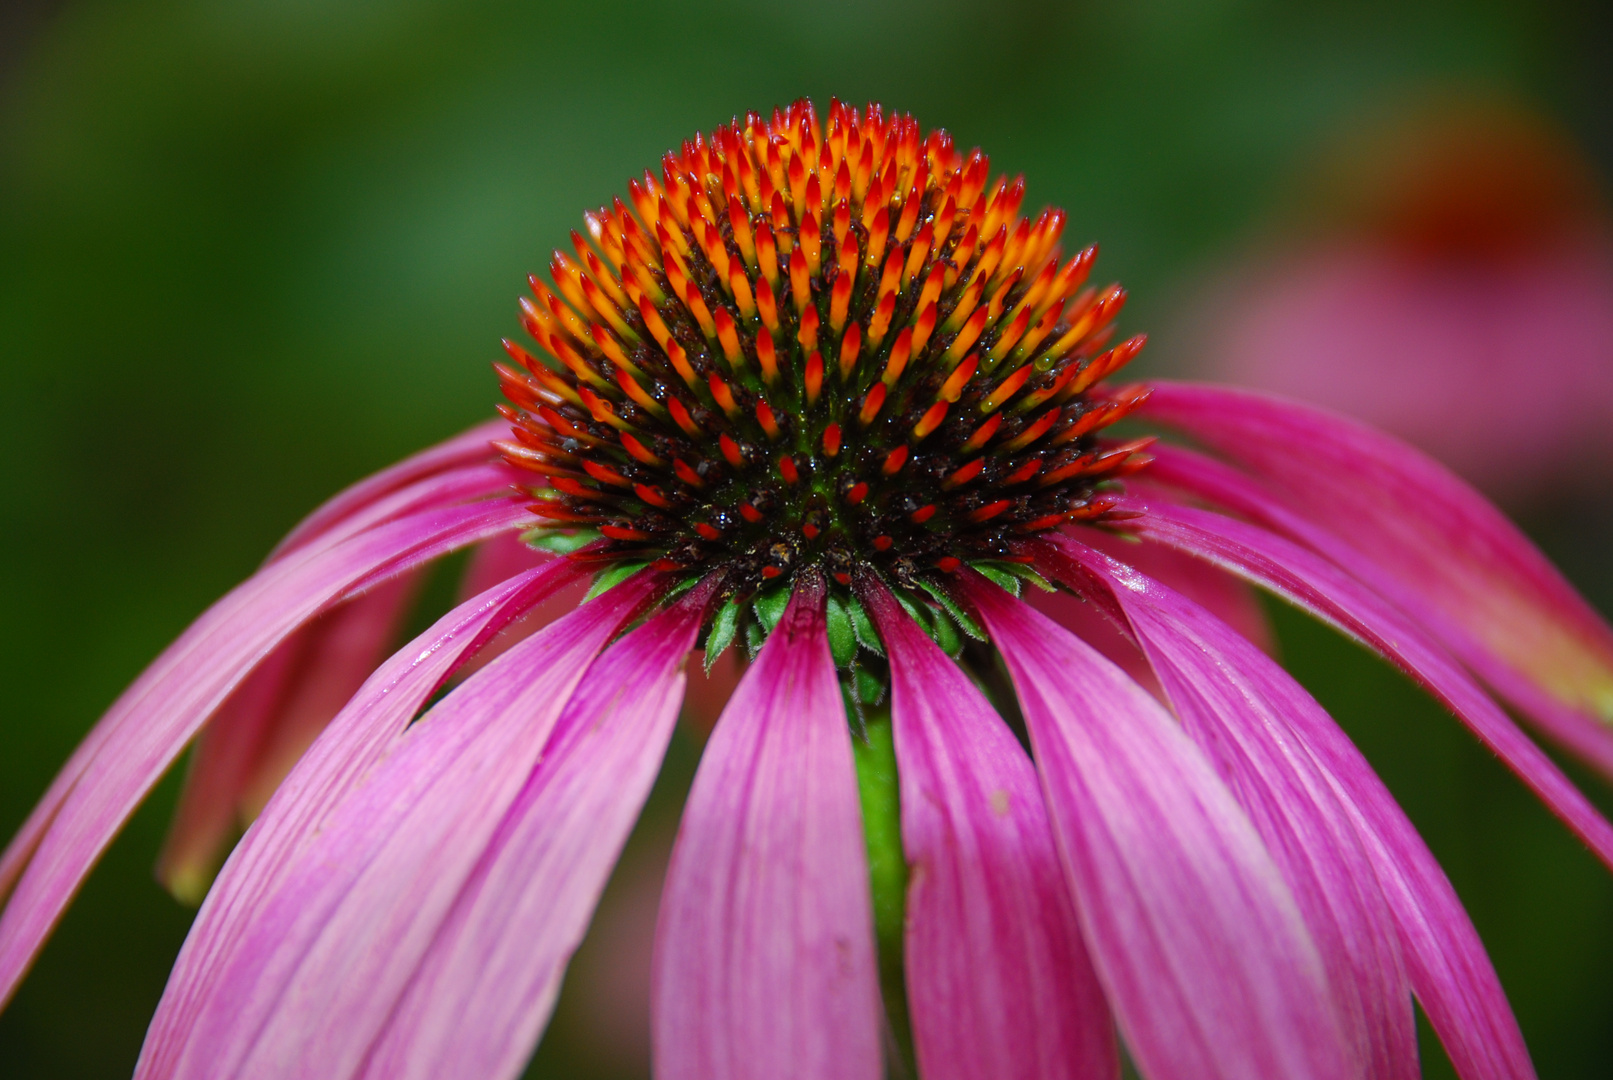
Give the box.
[1140,381,1613,775]
[1072,528,1276,655]
[0,496,514,908]
[164,571,659,1080]
[859,575,1118,1080]
[271,420,508,557]
[155,570,423,902]
[1023,580,1161,695]
[0,497,528,1007]
[446,532,580,679]
[357,583,712,1080]
[137,557,585,1080]
[458,529,551,601]
[1128,493,1613,873]
[145,450,526,901]
[1143,440,1613,779]
[1055,531,1540,1080]
[1048,537,1417,1080]
[652,574,883,1080]
[959,573,1352,1080]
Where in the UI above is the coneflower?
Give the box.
[4,99,1613,1080]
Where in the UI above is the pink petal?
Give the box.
[449,533,581,680]
[652,575,883,1080]
[458,529,551,601]
[357,585,711,1080]
[859,576,1118,1080]
[155,570,423,902]
[165,571,658,1080]
[1048,537,1416,1080]
[0,497,528,1008]
[1024,581,1161,696]
[1139,381,1613,776]
[959,574,1352,1080]
[1076,529,1275,655]
[1059,528,1540,1080]
[1128,493,1613,874]
[144,449,528,901]
[0,493,512,908]
[136,557,585,1080]
[271,420,508,557]
[266,462,518,572]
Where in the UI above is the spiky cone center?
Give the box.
[497,99,1153,607]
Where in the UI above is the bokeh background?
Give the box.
[3,1,1611,1076]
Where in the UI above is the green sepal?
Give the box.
[893,590,925,623]
[919,580,986,641]
[854,667,887,706]
[584,560,649,601]
[848,597,884,656]
[826,596,858,668]
[663,575,701,603]
[974,563,1022,596]
[753,587,790,634]
[703,598,742,673]
[893,590,937,637]
[975,559,1056,593]
[928,604,963,655]
[522,527,600,555]
[744,616,766,657]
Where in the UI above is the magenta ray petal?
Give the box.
[357,585,711,1080]
[0,496,516,908]
[959,573,1352,1080]
[136,557,585,1080]
[1129,493,1613,874]
[1069,528,1275,656]
[652,574,883,1080]
[1142,442,1613,780]
[1048,538,1417,1080]
[271,420,508,558]
[0,497,528,1008]
[859,576,1118,1080]
[1055,534,1538,1080]
[458,529,552,601]
[271,462,519,567]
[163,571,658,1080]
[155,570,423,902]
[1140,381,1613,776]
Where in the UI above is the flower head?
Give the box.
[5,100,1613,1080]
[497,99,1151,602]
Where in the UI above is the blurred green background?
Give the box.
[2,0,1611,1076]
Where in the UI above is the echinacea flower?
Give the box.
[5,98,1613,1080]
[1190,94,1613,506]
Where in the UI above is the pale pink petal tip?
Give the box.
[1127,491,1613,876]
[1139,380,1613,776]
[652,573,883,1080]
[860,575,1117,1080]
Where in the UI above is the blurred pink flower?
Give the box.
[1196,96,1613,505]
